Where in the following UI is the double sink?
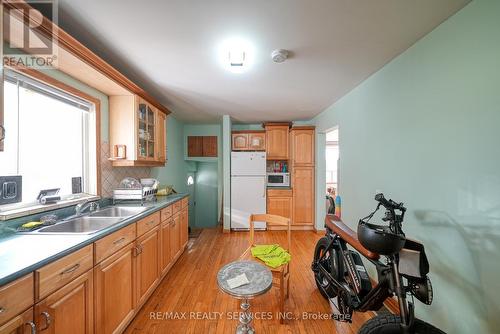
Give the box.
[25,206,148,235]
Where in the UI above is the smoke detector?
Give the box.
[271,49,289,63]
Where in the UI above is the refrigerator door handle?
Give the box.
[263,177,266,198]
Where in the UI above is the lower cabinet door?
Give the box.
[160,219,172,275]
[0,308,36,334]
[170,214,181,260]
[267,196,292,219]
[292,166,315,225]
[181,207,188,247]
[135,227,160,307]
[35,270,93,334]
[94,244,136,334]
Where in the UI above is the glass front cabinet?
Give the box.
[109,95,167,166]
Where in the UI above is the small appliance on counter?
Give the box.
[113,177,158,205]
[266,172,290,187]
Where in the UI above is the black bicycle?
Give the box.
[311,193,444,334]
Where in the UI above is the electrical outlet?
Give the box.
[0,176,22,205]
[72,177,82,194]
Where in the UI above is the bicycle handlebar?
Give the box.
[374,193,405,211]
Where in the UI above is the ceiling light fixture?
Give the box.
[229,50,245,67]
[217,38,255,74]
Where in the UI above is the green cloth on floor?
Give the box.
[251,244,291,268]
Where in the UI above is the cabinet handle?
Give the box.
[133,245,141,257]
[147,220,155,225]
[0,125,5,142]
[113,237,126,245]
[25,321,36,334]
[39,311,51,331]
[0,307,5,314]
[60,263,80,275]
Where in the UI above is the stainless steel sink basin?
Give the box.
[32,217,123,235]
[20,206,149,235]
[89,206,148,218]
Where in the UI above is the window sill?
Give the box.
[0,194,100,221]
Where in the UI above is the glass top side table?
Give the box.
[217,260,273,334]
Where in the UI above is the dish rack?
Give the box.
[112,178,158,205]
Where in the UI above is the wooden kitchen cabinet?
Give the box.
[109,94,167,166]
[170,213,181,260]
[35,244,93,301]
[232,133,249,150]
[187,136,203,157]
[156,110,167,162]
[202,136,218,157]
[248,132,266,150]
[0,308,35,334]
[0,274,33,327]
[188,136,218,157]
[231,131,266,151]
[160,218,173,275]
[265,123,290,159]
[290,127,315,166]
[292,167,315,226]
[267,189,293,221]
[94,243,136,334]
[35,269,93,334]
[135,227,160,308]
[180,206,189,248]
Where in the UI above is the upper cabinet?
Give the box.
[156,112,167,162]
[109,95,167,167]
[290,127,315,166]
[265,123,290,159]
[231,131,265,151]
[187,136,218,157]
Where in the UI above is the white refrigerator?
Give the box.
[231,151,267,230]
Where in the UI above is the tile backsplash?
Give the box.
[100,142,151,197]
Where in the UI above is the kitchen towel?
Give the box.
[251,244,291,268]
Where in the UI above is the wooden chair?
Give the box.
[239,214,291,324]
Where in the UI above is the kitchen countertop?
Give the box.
[0,194,188,286]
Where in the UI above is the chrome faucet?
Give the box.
[75,200,100,215]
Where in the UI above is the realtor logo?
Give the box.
[3,0,59,68]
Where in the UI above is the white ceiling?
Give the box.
[58,0,469,123]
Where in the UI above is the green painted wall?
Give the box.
[311,0,499,332]
[222,115,232,230]
[231,123,262,131]
[194,162,219,227]
[151,116,189,194]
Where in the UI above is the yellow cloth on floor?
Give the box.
[251,244,291,268]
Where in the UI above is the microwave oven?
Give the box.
[267,173,290,187]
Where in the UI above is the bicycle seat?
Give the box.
[324,214,380,260]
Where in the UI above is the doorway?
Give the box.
[325,128,339,216]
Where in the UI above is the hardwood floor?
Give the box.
[124,228,373,334]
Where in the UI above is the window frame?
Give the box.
[0,66,101,217]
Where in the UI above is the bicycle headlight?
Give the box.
[410,276,433,305]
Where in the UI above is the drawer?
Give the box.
[137,212,161,237]
[35,244,93,301]
[95,224,136,263]
[0,274,34,326]
[181,197,188,208]
[161,205,172,221]
[267,189,292,197]
[172,201,181,213]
